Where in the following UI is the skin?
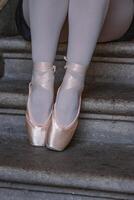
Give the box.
[23,0,134,43]
[99,0,134,42]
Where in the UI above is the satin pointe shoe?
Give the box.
[25,62,56,147]
[46,62,85,151]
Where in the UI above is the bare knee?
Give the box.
[99,0,134,42]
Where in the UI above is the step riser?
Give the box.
[1,112,134,144]
[0,188,87,200]
[1,183,133,200]
[2,54,134,85]
[3,57,67,85]
[90,62,134,85]
[0,188,121,200]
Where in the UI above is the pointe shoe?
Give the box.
[46,62,85,151]
[25,63,56,147]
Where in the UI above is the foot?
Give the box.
[55,62,87,127]
[28,62,55,125]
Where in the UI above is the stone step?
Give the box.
[0,139,134,199]
[1,80,134,116]
[1,80,134,144]
[1,37,134,85]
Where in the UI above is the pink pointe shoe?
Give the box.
[46,63,84,151]
[25,63,56,147]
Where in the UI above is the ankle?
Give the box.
[61,62,87,91]
[64,57,88,74]
[31,62,56,88]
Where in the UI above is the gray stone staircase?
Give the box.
[0,36,134,199]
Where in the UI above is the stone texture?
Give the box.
[0,188,109,200]
[0,26,134,200]
[1,79,134,117]
[1,37,134,86]
[0,140,134,196]
[1,79,134,144]
[2,109,134,145]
